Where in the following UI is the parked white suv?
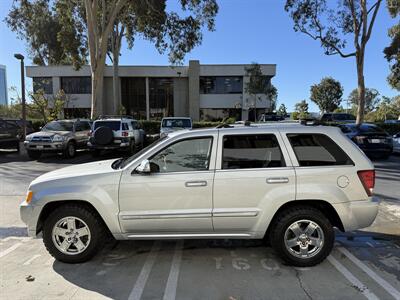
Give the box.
[88,116,145,156]
[160,117,192,137]
[20,125,379,266]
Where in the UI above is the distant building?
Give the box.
[0,65,8,106]
[26,60,276,121]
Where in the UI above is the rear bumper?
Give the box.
[333,197,380,232]
[87,141,129,150]
[0,139,19,149]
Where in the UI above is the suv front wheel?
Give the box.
[43,204,106,263]
[270,206,334,267]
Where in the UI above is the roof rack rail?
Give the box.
[215,123,233,128]
[96,115,134,120]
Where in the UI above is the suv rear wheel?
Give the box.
[270,206,334,267]
[43,204,106,263]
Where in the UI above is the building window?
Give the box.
[33,77,53,94]
[149,78,173,120]
[222,134,285,169]
[121,78,146,119]
[200,76,243,94]
[287,134,354,166]
[200,108,242,122]
[61,77,91,94]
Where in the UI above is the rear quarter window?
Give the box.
[287,133,353,166]
[94,121,121,131]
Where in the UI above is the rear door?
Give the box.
[212,130,296,234]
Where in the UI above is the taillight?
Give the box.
[88,130,92,137]
[357,170,375,196]
[122,131,128,137]
[353,136,367,144]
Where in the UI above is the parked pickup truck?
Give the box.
[20,124,379,267]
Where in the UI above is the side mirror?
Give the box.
[135,159,151,174]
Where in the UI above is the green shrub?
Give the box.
[31,119,46,131]
[291,112,299,120]
[138,120,160,135]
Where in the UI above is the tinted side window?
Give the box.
[287,134,353,166]
[150,137,212,173]
[222,134,285,169]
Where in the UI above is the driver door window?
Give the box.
[150,137,213,173]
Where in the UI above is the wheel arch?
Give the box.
[264,199,345,239]
[36,200,112,237]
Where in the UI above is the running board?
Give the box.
[124,233,253,239]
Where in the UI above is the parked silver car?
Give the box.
[24,119,91,159]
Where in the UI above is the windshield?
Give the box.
[162,119,191,128]
[43,121,73,131]
[118,136,168,169]
[94,121,121,131]
[333,114,356,121]
[359,124,386,133]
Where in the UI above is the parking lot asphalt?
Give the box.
[0,149,399,300]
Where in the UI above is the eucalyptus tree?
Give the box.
[285,0,382,124]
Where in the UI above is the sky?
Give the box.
[0,0,398,112]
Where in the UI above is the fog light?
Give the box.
[26,191,33,204]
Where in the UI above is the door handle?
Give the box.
[266,177,289,184]
[185,181,207,187]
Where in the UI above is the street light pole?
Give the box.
[14,54,26,140]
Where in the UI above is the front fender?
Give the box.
[25,173,121,236]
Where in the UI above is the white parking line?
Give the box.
[338,247,400,299]
[128,241,161,300]
[163,240,184,300]
[327,255,378,300]
[23,254,41,265]
[0,242,23,258]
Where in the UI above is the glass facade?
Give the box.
[61,77,91,94]
[200,108,242,122]
[33,77,53,94]
[200,76,243,94]
[149,78,174,120]
[121,77,147,119]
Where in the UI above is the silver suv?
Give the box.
[88,116,145,156]
[24,119,91,159]
[20,124,379,266]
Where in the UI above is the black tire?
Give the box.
[42,204,106,263]
[63,142,76,158]
[269,206,334,267]
[27,150,41,160]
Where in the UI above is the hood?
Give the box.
[28,131,71,138]
[30,159,118,186]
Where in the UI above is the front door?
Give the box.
[118,135,217,234]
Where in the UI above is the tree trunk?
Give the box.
[112,51,120,114]
[91,64,105,119]
[355,52,366,125]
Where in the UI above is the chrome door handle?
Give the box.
[185,181,207,187]
[266,177,289,184]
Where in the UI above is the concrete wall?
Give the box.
[188,60,200,121]
[173,78,189,116]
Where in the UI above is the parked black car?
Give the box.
[4,119,35,136]
[339,123,393,158]
[0,119,20,152]
[320,113,356,123]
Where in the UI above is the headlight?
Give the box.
[25,135,33,141]
[52,134,64,142]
